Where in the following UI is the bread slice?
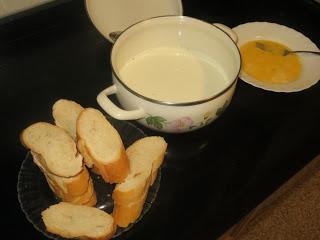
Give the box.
[81,187,98,207]
[32,151,89,198]
[112,136,167,203]
[112,136,167,227]
[112,172,152,205]
[52,99,94,169]
[46,177,96,206]
[52,99,84,140]
[77,108,129,183]
[41,202,116,240]
[21,122,83,177]
[67,178,96,206]
[77,137,97,170]
[32,152,97,206]
[113,187,149,228]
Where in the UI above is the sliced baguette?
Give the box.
[46,177,96,206]
[32,152,89,198]
[67,178,96,206]
[21,122,83,177]
[112,172,152,205]
[32,152,96,206]
[81,188,98,207]
[113,136,167,203]
[52,99,94,168]
[52,99,84,140]
[112,136,167,227]
[77,108,129,183]
[41,202,116,240]
[113,186,149,228]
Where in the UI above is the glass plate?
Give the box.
[17,118,161,239]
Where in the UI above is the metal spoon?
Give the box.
[282,50,320,56]
[255,43,320,56]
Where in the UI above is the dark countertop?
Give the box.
[1,0,320,239]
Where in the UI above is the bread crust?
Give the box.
[66,167,90,197]
[93,147,129,184]
[68,179,96,206]
[45,172,96,206]
[78,137,129,183]
[82,189,98,207]
[79,223,116,240]
[76,108,129,184]
[32,152,96,205]
[111,136,167,227]
[112,173,151,204]
[150,153,165,185]
[112,188,149,228]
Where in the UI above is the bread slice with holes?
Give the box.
[112,136,167,227]
[52,99,84,140]
[21,122,83,177]
[52,99,98,172]
[41,202,116,240]
[21,122,96,206]
[77,108,129,184]
[52,99,104,175]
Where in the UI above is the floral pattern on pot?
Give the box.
[168,117,194,131]
[145,116,167,130]
[144,100,230,131]
[145,115,194,131]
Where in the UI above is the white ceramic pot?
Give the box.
[97,16,241,133]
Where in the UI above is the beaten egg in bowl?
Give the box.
[240,40,302,84]
[233,22,320,92]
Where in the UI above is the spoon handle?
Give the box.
[288,50,320,56]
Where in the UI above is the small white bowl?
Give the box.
[233,22,320,92]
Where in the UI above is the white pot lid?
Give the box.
[85,0,183,42]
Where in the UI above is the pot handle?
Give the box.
[97,85,146,120]
[212,23,238,43]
